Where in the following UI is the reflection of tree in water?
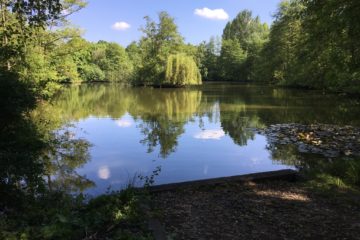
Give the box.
[265,134,336,173]
[257,88,360,126]
[1,84,94,207]
[32,101,94,193]
[54,84,132,120]
[130,88,202,121]
[138,116,185,158]
[51,84,360,166]
[0,73,46,203]
[220,103,264,146]
[266,139,360,187]
[131,89,202,158]
[42,129,94,192]
[266,143,305,167]
[54,85,205,158]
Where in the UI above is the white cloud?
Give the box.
[194,8,229,20]
[98,166,111,180]
[115,119,132,128]
[194,129,225,140]
[61,9,70,15]
[112,21,131,31]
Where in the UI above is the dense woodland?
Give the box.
[1,0,360,238]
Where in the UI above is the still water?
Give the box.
[52,83,360,195]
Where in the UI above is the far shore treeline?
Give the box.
[1,0,359,94]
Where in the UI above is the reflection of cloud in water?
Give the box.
[251,157,260,164]
[194,129,225,140]
[115,119,132,127]
[98,166,111,179]
[203,165,208,175]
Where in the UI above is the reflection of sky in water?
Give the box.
[74,112,293,195]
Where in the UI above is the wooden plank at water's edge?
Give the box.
[148,169,298,193]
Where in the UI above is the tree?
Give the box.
[1,0,88,98]
[299,0,360,91]
[197,36,222,81]
[126,41,142,81]
[253,0,360,93]
[220,10,269,81]
[222,10,269,53]
[0,0,68,70]
[0,0,90,202]
[253,0,303,84]
[219,39,247,81]
[136,11,185,86]
[165,53,202,86]
[92,41,133,82]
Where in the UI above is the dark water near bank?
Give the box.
[52,83,360,195]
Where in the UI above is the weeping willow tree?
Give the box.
[164,53,202,86]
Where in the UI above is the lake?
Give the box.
[51,83,360,195]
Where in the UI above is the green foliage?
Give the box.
[219,39,247,81]
[254,0,360,93]
[164,53,202,86]
[295,157,360,196]
[92,41,134,82]
[220,10,269,81]
[222,10,269,53]
[299,0,360,92]
[7,0,62,27]
[0,2,155,240]
[1,9,203,87]
[197,36,222,81]
[78,63,105,82]
[134,11,202,87]
[63,37,135,83]
[0,0,90,93]
[0,188,154,240]
[253,0,304,85]
[137,11,181,85]
[0,72,46,200]
[126,41,142,80]
[308,158,360,188]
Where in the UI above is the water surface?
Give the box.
[52,83,360,195]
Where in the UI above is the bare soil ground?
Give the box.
[152,180,360,240]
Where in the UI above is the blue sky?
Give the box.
[69,0,281,47]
